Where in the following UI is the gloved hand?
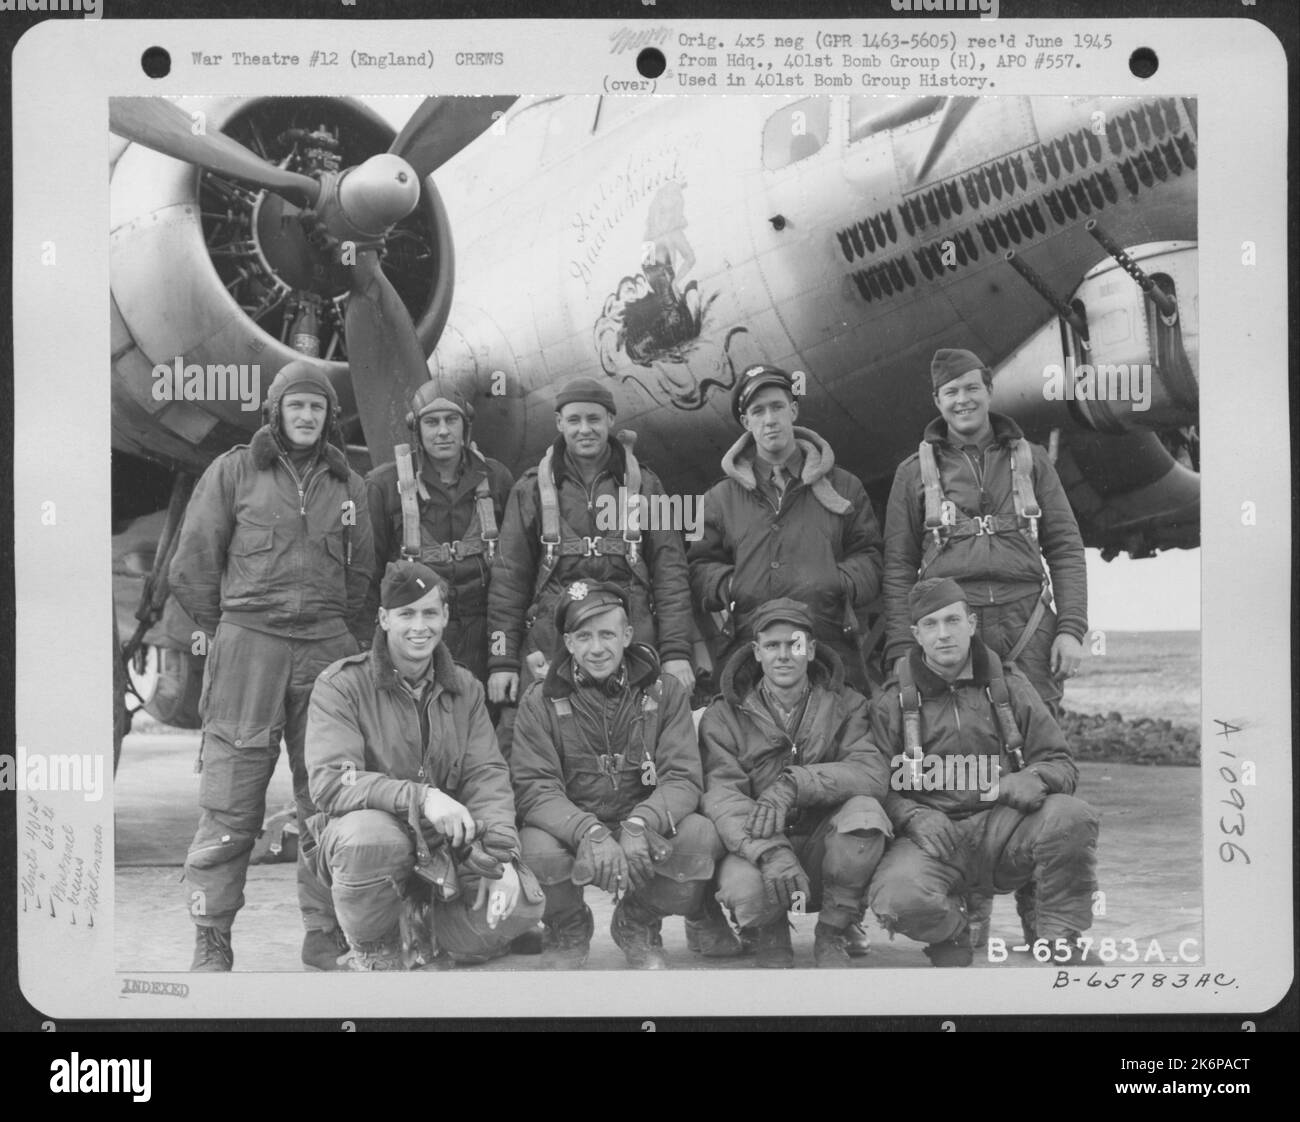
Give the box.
[572,825,628,894]
[457,819,505,880]
[999,770,1048,813]
[618,819,656,890]
[422,787,476,846]
[745,775,799,839]
[758,846,810,912]
[477,822,520,865]
[905,807,959,861]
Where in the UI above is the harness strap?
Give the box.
[917,437,1043,577]
[532,442,653,606]
[896,656,926,789]
[1009,438,1041,542]
[896,652,1026,776]
[395,444,422,560]
[1005,580,1052,666]
[985,657,1027,771]
[616,430,643,567]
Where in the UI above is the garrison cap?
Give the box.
[908,577,969,623]
[406,379,474,428]
[733,364,795,423]
[555,377,616,416]
[555,580,629,634]
[750,597,815,638]
[380,560,445,610]
[930,348,989,391]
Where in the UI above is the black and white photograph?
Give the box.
[7,12,1292,1026]
[108,88,1202,974]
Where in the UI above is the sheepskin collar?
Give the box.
[721,426,852,515]
[250,424,350,481]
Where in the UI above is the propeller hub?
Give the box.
[337,154,421,237]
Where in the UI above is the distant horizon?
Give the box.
[1085,547,1200,632]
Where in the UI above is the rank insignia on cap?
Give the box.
[568,581,590,601]
[415,578,427,590]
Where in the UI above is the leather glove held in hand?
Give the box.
[477,822,520,865]
[745,774,799,839]
[758,846,810,911]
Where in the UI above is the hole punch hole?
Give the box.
[1128,47,1158,79]
[636,48,666,80]
[141,46,172,79]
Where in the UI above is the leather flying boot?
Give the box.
[302,927,350,971]
[923,921,974,967]
[845,921,871,957]
[746,916,794,969]
[1015,881,1039,944]
[611,895,668,969]
[340,930,405,971]
[965,891,994,950]
[813,922,853,968]
[541,904,594,970]
[192,925,233,972]
[685,893,743,957]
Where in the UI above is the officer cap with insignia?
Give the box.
[380,560,448,610]
[732,364,795,423]
[554,580,630,634]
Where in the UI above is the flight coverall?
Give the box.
[366,447,514,683]
[306,634,543,956]
[866,640,1100,948]
[170,425,375,933]
[882,412,1087,711]
[510,644,722,923]
[699,644,891,930]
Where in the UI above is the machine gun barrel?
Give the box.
[1085,220,1179,319]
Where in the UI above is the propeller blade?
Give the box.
[109,98,319,207]
[344,249,431,457]
[914,97,978,186]
[389,96,518,181]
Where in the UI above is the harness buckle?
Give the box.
[449,540,464,561]
[542,537,559,565]
[974,514,998,536]
[583,536,602,557]
[483,536,498,563]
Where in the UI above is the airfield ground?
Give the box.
[115,730,1201,973]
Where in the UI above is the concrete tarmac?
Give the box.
[115,731,1201,973]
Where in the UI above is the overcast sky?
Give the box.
[1085,547,1199,632]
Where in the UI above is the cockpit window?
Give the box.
[762,99,830,171]
[848,96,946,144]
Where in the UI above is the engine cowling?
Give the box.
[109,95,454,473]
